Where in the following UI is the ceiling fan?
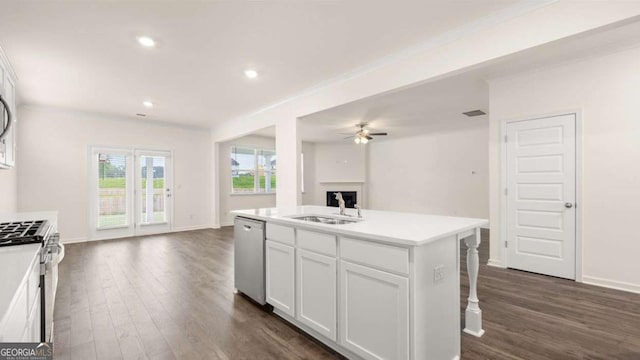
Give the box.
[340,123,388,144]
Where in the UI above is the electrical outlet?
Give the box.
[434,265,445,283]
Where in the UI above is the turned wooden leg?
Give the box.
[463,228,484,337]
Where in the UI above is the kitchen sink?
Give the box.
[289,215,360,225]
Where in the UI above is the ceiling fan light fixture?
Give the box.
[360,136,369,144]
[354,136,361,144]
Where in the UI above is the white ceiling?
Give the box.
[0,0,518,128]
[294,72,489,143]
[278,18,640,143]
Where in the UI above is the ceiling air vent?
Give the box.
[463,110,486,117]
[136,113,147,117]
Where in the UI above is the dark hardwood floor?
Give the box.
[53,228,640,359]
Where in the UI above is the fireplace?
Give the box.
[326,191,357,209]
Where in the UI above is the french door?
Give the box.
[89,147,173,240]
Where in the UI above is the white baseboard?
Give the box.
[487,258,506,268]
[170,224,213,233]
[220,221,234,227]
[62,224,214,244]
[582,275,640,295]
[61,237,88,244]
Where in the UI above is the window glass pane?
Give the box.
[140,156,166,224]
[232,146,256,193]
[98,153,127,228]
[258,149,276,193]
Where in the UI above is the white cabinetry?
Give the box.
[339,260,409,360]
[265,240,295,317]
[0,251,41,342]
[0,46,17,169]
[296,249,336,341]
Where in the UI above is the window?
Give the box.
[231,146,277,194]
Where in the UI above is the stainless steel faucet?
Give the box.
[354,204,362,218]
[335,192,346,216]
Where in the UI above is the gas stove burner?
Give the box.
[0,220,51,247]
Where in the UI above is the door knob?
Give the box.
[564,202,573,208]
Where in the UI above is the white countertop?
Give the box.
[231,206,487,246]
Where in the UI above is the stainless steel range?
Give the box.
[0,220,62,342]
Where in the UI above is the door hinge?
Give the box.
[505,241,508,248]
[504,135,508,143]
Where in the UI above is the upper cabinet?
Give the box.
[0,45,17,169]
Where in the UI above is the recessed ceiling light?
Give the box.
[137,36,156,48]
[244,69,258,79]
[143,100,154,108]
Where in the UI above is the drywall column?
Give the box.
[212,141,221,228]
[276,117,301,207]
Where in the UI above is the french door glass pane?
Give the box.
[140,156,166,224]
[97,153,127,228]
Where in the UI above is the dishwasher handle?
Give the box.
[243,224,252,231]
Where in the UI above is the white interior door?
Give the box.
[506,114,576,279]
[89,148,135,240]
[135,150,172,235]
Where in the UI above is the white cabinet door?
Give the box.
[340,261,409,360]
[296,249,336,341]
[265,240,295,317]
[0,69,15,168]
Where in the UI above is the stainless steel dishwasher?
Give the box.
[233,216,266,305]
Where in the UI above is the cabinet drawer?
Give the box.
[340,237,409,276]
[266,223,295,246]
[297,229,336,257]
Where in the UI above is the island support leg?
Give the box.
[463,228,484,337]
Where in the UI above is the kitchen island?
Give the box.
[232,206,487,360]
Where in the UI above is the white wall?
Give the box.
[489,45,640,293]
[0,164,17,213]
[314,143,367,207]
[17,105,213,243]
[301,141,316,205]
[368,119,489,219]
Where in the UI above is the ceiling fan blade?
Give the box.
[343,136,354,139]
[338,133,354,135]
[365,135,373,140]
[369,132,388,136]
